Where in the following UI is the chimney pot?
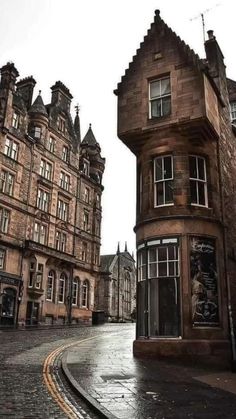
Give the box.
[207,30,215,40]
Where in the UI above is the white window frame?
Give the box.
[189,155,208,207]
[81,242,88,262]
[149,76,171,119]
[154,155,174,207]
[55,231,67,252]
[34,126,42,139]
[72,279,79,305]
[0,249,5,269]
[81,280,89,308]
[12,112,19,129]
[58,117,66,133]
[0,171,14,195]
[40,159,52,180]
[35,263,44,289]
[83,159,90,176]
[0,208,10,233]
[84,187,90,203]
[62,145,69,162]
[148,244,179,279]
[4,138,19,161]
[46,270,54,301]
[48,136,55,153]
[60,171,70,191]
[57,198,69,221]
[34,221,47,245]
[83,210,89,231]
[37,188,50,212]
[58,273,66,303]
[138,249,146,281]
[230,102,236,124]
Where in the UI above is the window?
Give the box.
[96,193,101,208]
[58,117,66,133]
[35,263,44,288]
[230,102,236,124]
[57,198,69,221]
[37,188,50,212]
[124,271,131,314]
[148,244,179,279]
[46,270,55,301]
[154,155,173,206]
[72,278,79,305]
[0,208,10,233]
[60,172,70,191]
[29,259,36,287]
[149,77,171,118]
[83,159,90,176]
[4,138,18,160]
[189,156,208,207]
[94,246,99,265]
[81,242,88,262]
[58,273,66,303]
[82,280,89,308]
[95,217,100,236]
[34,127,42,139]
[34,221,47,245]
[40,159,52,180]
[0,171,14,195]
[137,248,146,281]
[0,249,5,269]
[84,187,90,203]
[62,145,69,162]
[12,112,19,129]
[55,231,67,252]
[83,211,89,231]
[48,137,55,153]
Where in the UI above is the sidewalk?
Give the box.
[62,324,236,418]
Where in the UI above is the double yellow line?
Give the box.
[43,336,98,418]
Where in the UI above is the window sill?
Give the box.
[154,203,174,208]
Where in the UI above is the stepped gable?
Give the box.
[29,91,48,117]
[115,9,206,94]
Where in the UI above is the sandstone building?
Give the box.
[0,62,105,326]
[115,10,236,365]
[96,244,136,321]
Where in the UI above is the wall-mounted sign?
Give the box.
[190,236,219,327]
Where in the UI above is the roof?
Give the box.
[227,78,236,102]
[29,92,48,117]
[115,9,204,94]
[82,124,99,147]
[100,255,115,272]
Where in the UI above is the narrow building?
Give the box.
[115,10,236,365]
[96,243,136,322]
[0,62,105,327]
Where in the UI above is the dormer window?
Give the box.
[58,117,66,133]
[149,76,171,118]
[230,102,236,124]
[34,126,42,139]
[12,112,19,129]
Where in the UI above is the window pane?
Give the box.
[165,181,173,204]
[189,156,197,179]
[198,158,205,180]
[169,261,175,276]
[198,182,206,205]
[150,80,161,98]
[137,281,146,337]
[168,245,175,260]
[149,263,157,278]
[190,180,197,203]
[155,158,163,181]
[158,262,167,277]
[161,78,171,95]
[159,278,179,336]
[149,248,157,262]
[158,247,167,261]
[151,99,161,118]
[156,183,164,206]
[162,96,171,116]
[164,157,172,179]
[149,278,159,336]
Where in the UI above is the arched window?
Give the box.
[72,277,79,306]
[46,270,55,301]
[58,272,67,303]
[82,280,89,308]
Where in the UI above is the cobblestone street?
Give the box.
[0,324,125,418]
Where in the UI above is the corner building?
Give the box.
[0,62,105,326]
[115,10,236,364]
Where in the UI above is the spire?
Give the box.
[29,91,48,117]
[74,104,81,144]
[116,242,120,255]
[124,241,128,252]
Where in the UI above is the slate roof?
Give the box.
[29,92,48,117]
[227,78,236,101]
[100,255,115,272]
[82,124,98,146]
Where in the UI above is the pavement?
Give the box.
[63,323,236,419]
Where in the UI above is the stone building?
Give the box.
[115,10,236,365]
[96,244,136,322]
[0,62,105,326]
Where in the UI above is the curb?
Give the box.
[61,350,117,419]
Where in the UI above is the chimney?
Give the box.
[0,62,19,91]
[16,76,36,110]
[205,30,226,96]
[50,81,73,111]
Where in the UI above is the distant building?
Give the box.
[0,62,105,327]
[115,10,236,365]
[96,244,136,321]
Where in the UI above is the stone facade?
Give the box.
[115,10,236,365]
[96,245,136,322]
[0,63,105,327]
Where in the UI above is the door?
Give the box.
[26,301,39,325]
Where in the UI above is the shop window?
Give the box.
[46,270,55,301]
[154,155,173,206]
[0,171,14,195]
[149,76,171,118]
[189,156,208,207]
[0,208,10,233]
[58,272,67,303]
[4,138,19,161]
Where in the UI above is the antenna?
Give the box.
[190,3,221,44]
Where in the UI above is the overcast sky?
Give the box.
[0,0,235,255]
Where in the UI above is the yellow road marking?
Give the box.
[43,335,99,418]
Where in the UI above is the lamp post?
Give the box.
[117,242,120,322]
